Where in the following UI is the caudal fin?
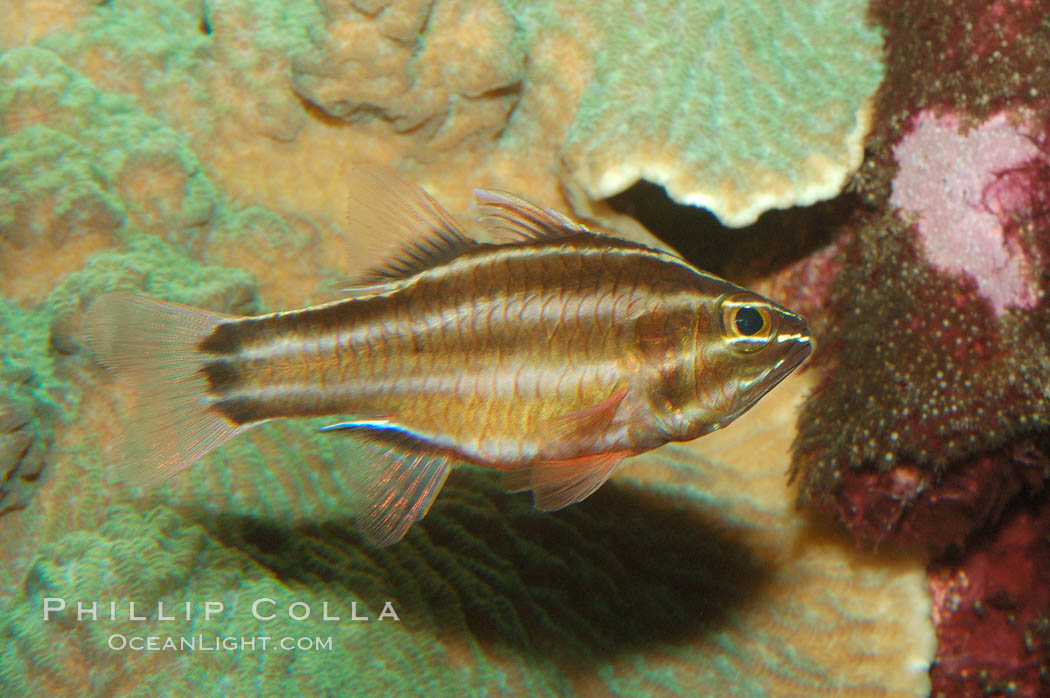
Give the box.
[84,292,245,487]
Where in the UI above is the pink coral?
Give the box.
[889,110,1043,315]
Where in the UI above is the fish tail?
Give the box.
[84,292,246,487]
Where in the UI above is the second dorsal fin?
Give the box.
[345,165,487,285]
[473,189,593,241]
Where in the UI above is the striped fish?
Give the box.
[84,168,811,546]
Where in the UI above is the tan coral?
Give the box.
[623,371,935,696]
[290,0,524,148]
[7,0,884,250]
[0,0,92,49]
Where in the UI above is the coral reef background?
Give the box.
[3,0,1015,695]
[788,0,1050,694]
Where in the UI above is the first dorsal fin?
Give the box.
[473,189,593,242]
[345,165,487,285]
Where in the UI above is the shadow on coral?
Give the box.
[187,467,773,669]
[607,179,857,283]
[291,91,356,129]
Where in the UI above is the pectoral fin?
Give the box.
[321,419,453,547]
[542,386,628,447]
[505,451,629,511]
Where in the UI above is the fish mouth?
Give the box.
[766,337,813,388]
[735,336,813,416]
[785,337,813,371]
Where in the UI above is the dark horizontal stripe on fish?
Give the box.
[199,359,241,393]
[200,240,721,428]
[210,389,342,425]
[210,395,283,425]
[200,302,360,358]
[201,241,704,367]
[210,396,259,425]
[198,321,243,355]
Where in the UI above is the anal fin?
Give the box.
[321,419,453,547]
[505,451,629,511]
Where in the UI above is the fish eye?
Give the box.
[734,306,764,336]
[721,295,776,353]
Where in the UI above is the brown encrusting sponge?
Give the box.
[790,213,1050,547]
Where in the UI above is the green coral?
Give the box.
[37,0,327,141]
[0,46,320,523]
[0,44,100,135]
[0,45,321,270]
[0,300,57,516]
[48,234,259,323]
[0,233,260,520]
[0,47,219,252]
[0,298,65,412]
[0,460,772,696]
[3,499,477,696]
[0,127,124,248]
[512,0,885,226]
[0,448,931,695]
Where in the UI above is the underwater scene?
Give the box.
[2,0,1049,696]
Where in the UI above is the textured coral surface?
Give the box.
[788,0,1050,694]
[928,491,1050,696]
[0,2,932,696]
[549,0,883,226]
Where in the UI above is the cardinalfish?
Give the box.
[84,167,812,546]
